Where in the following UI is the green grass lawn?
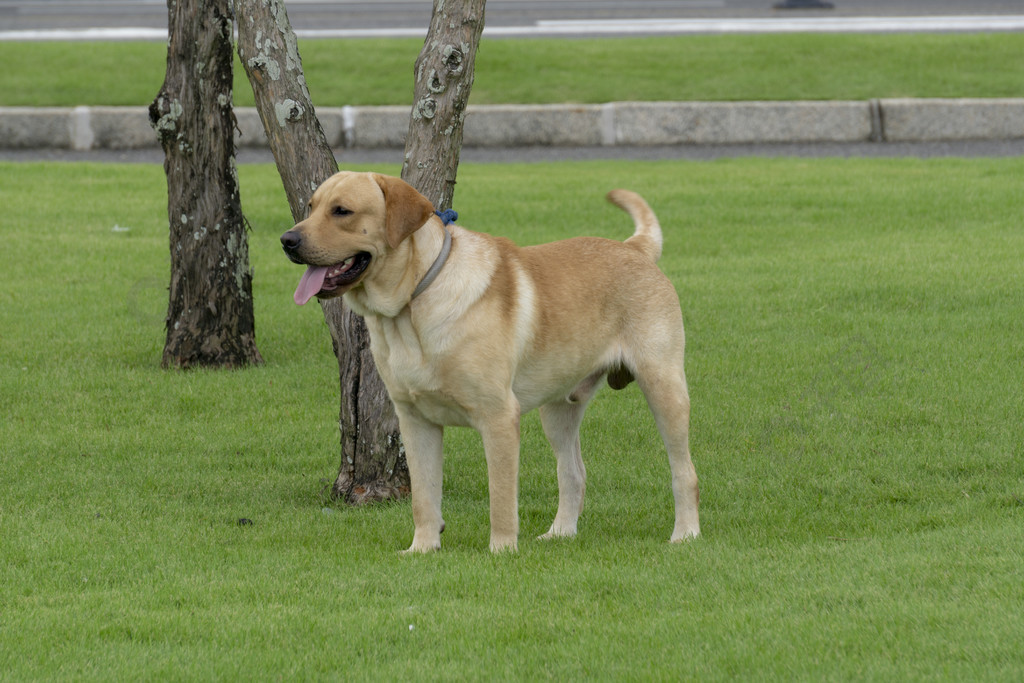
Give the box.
[0,32,1021,107]
[1,158,1022,678]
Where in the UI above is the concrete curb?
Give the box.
[2,99,1023,151]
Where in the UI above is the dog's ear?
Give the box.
[374,174,436,249]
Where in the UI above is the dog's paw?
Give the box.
[401,536,441,555]
[489,535,519,553]
[669,528,700,543]
[400,544,440,555]
[537,523,577,541]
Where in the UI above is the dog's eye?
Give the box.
[332,206,352,217]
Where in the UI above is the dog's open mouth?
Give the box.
[293,252,372,305]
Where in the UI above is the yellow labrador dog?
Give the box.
[282,171,699,553]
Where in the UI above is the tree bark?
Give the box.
[149,0,263,369]
[235,0,336,217]
[321,300,408,503]
[236,0,407,504]
[401,0,487,209]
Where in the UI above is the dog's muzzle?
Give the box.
[280,230,305,264]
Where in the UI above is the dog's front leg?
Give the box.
[396,406,445,553]
[477,401,521,553]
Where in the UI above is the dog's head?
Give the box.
[281,171,435,305]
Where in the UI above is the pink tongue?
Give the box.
[294,265,329,305]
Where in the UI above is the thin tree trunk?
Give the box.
[322,301,408,503]
[235,0,335,217]
[401,0,487,209]
[237,0,407,504]
[149,0,262,369]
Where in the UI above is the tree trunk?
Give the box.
[236,0,407,504]
[235,0,336,218]
[149,0,263,369]
[401,0,487,210]
[321,300,408,503]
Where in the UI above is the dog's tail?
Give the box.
[607,189,662,263]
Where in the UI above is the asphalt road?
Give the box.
[1,0,1022,35]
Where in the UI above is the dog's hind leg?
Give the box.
[537,374,602,539]
[636,364,700,542]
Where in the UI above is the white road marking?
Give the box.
[2,15,1023,41]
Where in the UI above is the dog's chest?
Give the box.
[365,315,472,426]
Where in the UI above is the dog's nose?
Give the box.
[280,230,302,253]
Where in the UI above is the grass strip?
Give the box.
[1,32,1022,107]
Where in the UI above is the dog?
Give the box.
[281,171,699,552]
